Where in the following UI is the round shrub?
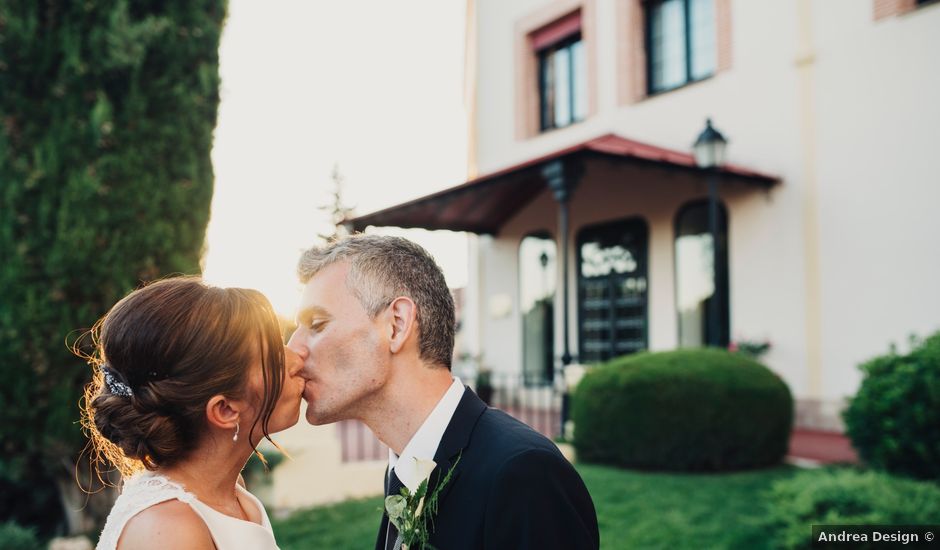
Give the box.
[572,348,793,471]
[843,332,940,480]
[762,468,940,549]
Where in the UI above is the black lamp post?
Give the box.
[693,118,728,347]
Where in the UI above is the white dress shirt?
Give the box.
[388,377,464,492]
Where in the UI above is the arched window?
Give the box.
[519,232,556,385]
[674,200,729,347]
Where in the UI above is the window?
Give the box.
[520,233,556,385]
[535,15,587,131]
[577,218,649,363]
[646,0,716,94]
[674,200,729,348]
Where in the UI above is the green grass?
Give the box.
[579,464,797,549]
[273,495,383,550]
[272,464,799,550]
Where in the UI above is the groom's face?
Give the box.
[288,261,388,425]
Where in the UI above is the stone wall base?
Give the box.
[794,398,848,432]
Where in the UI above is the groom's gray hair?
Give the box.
[297,234,456,370]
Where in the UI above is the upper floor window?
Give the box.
[534,13,587,131]
[646,0,716,94]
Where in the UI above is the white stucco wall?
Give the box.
[468,0,940,414]
[811,0,940,400]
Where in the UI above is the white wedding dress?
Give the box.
[97,471,279,550]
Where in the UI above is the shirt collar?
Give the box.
[388,377,464,492]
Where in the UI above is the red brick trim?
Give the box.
[616,0,646,105]
[716,0,732,71]
[873,0,918,20]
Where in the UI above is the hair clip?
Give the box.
[102,365,134,398]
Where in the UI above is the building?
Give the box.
[350,0,940,431]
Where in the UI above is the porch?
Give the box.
[350,133,777,374]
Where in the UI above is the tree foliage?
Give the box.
[317,164,355,242]
[0,0,225,533]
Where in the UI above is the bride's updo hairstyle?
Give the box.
[81,277,285,476]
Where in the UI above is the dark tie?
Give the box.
[385,469,404,550]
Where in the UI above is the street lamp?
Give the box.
[693,118,728,347]
[693,118,728,169]
[538,250,550,296]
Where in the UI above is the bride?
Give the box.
[83,277,306,550]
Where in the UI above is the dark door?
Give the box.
[577,217,649,363]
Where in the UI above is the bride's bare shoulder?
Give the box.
[117,499,214,550]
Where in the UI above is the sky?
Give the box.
[202,0,470,318]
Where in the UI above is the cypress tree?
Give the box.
[0,0,226,534]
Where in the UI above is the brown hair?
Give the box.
[80,277,285,476]
[297,234,456,369]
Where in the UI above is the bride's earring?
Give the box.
[232,423,240,442]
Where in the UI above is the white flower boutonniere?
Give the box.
[384,455,460,550]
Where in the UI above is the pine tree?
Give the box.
[317,164,356,242]
[0,0,226,534]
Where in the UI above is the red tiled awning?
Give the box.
[348,133,777,235]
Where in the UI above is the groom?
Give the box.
[287,235,598,550]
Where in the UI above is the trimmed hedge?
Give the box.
[843,332,940,480]
[762,468,940,549]
[572,348,793,471]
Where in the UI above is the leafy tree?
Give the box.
[317,164,356,242]
[0,0,225,535]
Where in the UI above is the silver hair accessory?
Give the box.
[102,365,134,398]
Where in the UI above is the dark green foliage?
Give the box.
[572,348,793,471]
[0,522,41,550]
[242,448,285,486]
[762,468,940,550]
[0,471,61,537]
[0,0,225,533]
[843,332,940,480]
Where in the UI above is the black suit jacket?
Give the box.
[375,387,599,550]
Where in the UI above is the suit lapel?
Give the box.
[375,466,390,550]
[425,387,487,505]
[375,387,487,550]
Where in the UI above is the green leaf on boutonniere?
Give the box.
[385,494,407,529]
[388,453,462,550]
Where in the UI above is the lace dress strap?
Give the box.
[96,472,198,550]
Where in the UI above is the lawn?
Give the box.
[273,494,384,550]
[580,464,796,549]
[272,463,798,550]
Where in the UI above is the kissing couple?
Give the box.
[88,235,599,549]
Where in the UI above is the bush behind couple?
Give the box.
[87,235,598,550]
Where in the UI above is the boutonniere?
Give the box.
[385,455,460,550]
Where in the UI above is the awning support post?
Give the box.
[542,158,582,438]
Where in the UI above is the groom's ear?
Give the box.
[387,296,417,355]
